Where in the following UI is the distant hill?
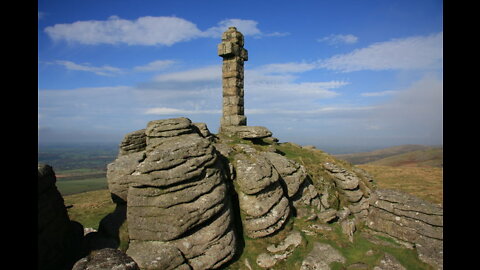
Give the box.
[366,147,443,167]
[334,144,442,167]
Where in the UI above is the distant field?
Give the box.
[334,145,441,165]
[333,144,443,205]
[39,144,116,195]
[38,143,118,171]
[56,177,108,196]
[365,147,443,167]
[359,165,443,205]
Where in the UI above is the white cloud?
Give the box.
[318,32,443,72]
[317,34,358,45]
[202,19,262,37]
[202,18,289,38]
[45,16,203,46]
[133,60,176,72]
[44,16,288,46]
[54,60,123,76]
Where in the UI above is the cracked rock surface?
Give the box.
[234,148,291,238]
[106,118,237,270]
[367,189,443,270]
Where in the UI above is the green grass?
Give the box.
[56,177,108,195]
[225,215,433,270]
[64,189,130,251]
[56,168,102,174]
[64,189,115,229]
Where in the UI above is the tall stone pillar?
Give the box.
[218,27,248,132]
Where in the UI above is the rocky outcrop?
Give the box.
[38,164,85,270]
[323,162,371,221]
[107,129,147,204]
[193,122,214,141]
[256,230,303,268]
[300,241,346,270]
[117,117,237,270]
[373,253,406,270]
[233,145,291,238]
[366,189,443,270]
[72,248,139,270]
[107,151,145,204]
[261,151,321,213]
[222,125,272,139]
[118,129,146,156]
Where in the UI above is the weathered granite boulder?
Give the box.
[38,164,85,270]
[367,189,443,270]
[126,242,190,270]
[317,208,338,223]
[107,151,145,204]
[256,230,303,268]
[222,125,272,139]
[323,162,370,220]
[340,218,356,242]
[72,248,139,270]
[373,253,406,270]
[118,129,146,156]
[300,241,346,270]
[193,122,214,141]
[120,117,237,270]
[261,152,321,217]
[233,147,290,238]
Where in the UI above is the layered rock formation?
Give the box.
[367,189,443,269]
[233,145,291,238]
[38,164,85,270]
[323,162,372,221]
[256,230,303,268]
[106,117,238,270]
[107,129,147,204]
[300,241,346,270]
[261,151,321,213]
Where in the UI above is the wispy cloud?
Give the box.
[44,16,287,46]
[202,19,262,37]
[45,16,203,46]
[153,65,221,82]
[54,60,124,76]
[133,60,176,72]
[38,12,45,20]
[361,90,399,97]
[317,34,358,45]
[256,62,316,74]
[52,59,177,76]
[317,32,443,72]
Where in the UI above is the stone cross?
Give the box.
[218,27,248,132]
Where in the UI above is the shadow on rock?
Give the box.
[85,198,127,252]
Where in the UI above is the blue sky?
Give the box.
[38,0,443,152]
